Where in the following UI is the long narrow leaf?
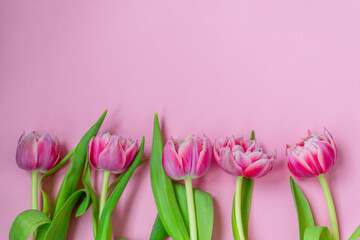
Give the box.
[149,214,168,240]
[304,226,331,240]
[39,149,75,216]
[95,137,145,240]
[80,157,100,237]
[150,184,214,240]
[150,113,189,240]
[290,176,315,240]
[9,210,50,240]
[231,177,253,240]
[349,224,360,240]
[52,110,107,218]
[173,183,213,240]
[43,190,89,240]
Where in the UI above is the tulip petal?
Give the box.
[16,134,38,171]
[196,137,212,177]
[37,134,57,172]
[244,159,270,178]
[98,136,125,173]
[162,140,185,180]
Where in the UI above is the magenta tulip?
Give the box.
[287,128,337,178]
[88,133,139,174]
[16,132,60,173]
[162,134,212,180]
[213,136,276,178]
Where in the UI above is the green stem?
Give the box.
[31,170,39,210]
[99,171,111,216]
[184,176,197,240]
[235,176,246,240]
[318,174,339,240]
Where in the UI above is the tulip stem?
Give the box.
[318,174,339,240]
[100,170,111,217]
[31,170,39,210]
[235,176,246,240]
[185,176,197,240]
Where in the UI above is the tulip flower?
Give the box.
[88,133,139,215]
[214,132,276,240]
[287,128,339,240]
[162,134,212,240]
[213,136,276,178]
[16,131,60,210]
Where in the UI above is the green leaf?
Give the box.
[349,225,360,240]
[231,177,253,240]
[40,149,75,216]
[150,113,190,240]
[81,156,100,237]
[52,110,107,218]
[95,137,145,240]
[149,214,168,240]
[304,226,331,240]
[173,183,213,240]
[150,184,214,240]
[43,190,88,240]
[290,176,315,240]
[9,210,51,240]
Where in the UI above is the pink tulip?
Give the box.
[16,132,60,173]
[162,134,212,180]
[88,133,139,174]
[287,128,337,178]
[213,136,276,178]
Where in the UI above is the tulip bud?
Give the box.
[287,128,337,178]
[213,136,276,178]
[16,132,60,173]
[162,134,212,180]
[88,133,139,174]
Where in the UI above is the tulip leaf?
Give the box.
[39,149,75,216]
[231,177,253,240]
[173,183,214,240]
[81,156,100,237]
[43,189,89,240]
[95,137,145,240]
[149,214,168,240]
[349,224,360,240]
[9,210,50,240]
[52,110,107,218]
[290,176,315,240]
[150,184,214,240]
[304,226,331,240]
[150,113,190,240]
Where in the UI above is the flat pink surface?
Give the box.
[1,1,360,239]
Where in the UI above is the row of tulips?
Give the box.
[10,111,360,240]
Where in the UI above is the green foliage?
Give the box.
[95,137,145,240]
[149,113,214,240]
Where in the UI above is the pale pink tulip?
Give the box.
[214,136,276,178]
[287,128,337,178]
[162,134,212,180]
[16,132,60,173]
[88,133,139,174]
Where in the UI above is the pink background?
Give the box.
[1,1,360,239]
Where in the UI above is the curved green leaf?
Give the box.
[150,113,189,240]
[39,149,75,216]
[150,214,168,240]
[95,137,145,240]
[81,156,99,237]
[290,176,315,240]
[43,190,88,240]
[173,183,213,240]
[304,226,331,240]
[52,110,107,218]
[150,184,214,240]
[9,210,50,240]
[349,225,360,240]
[231,177,253,240]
